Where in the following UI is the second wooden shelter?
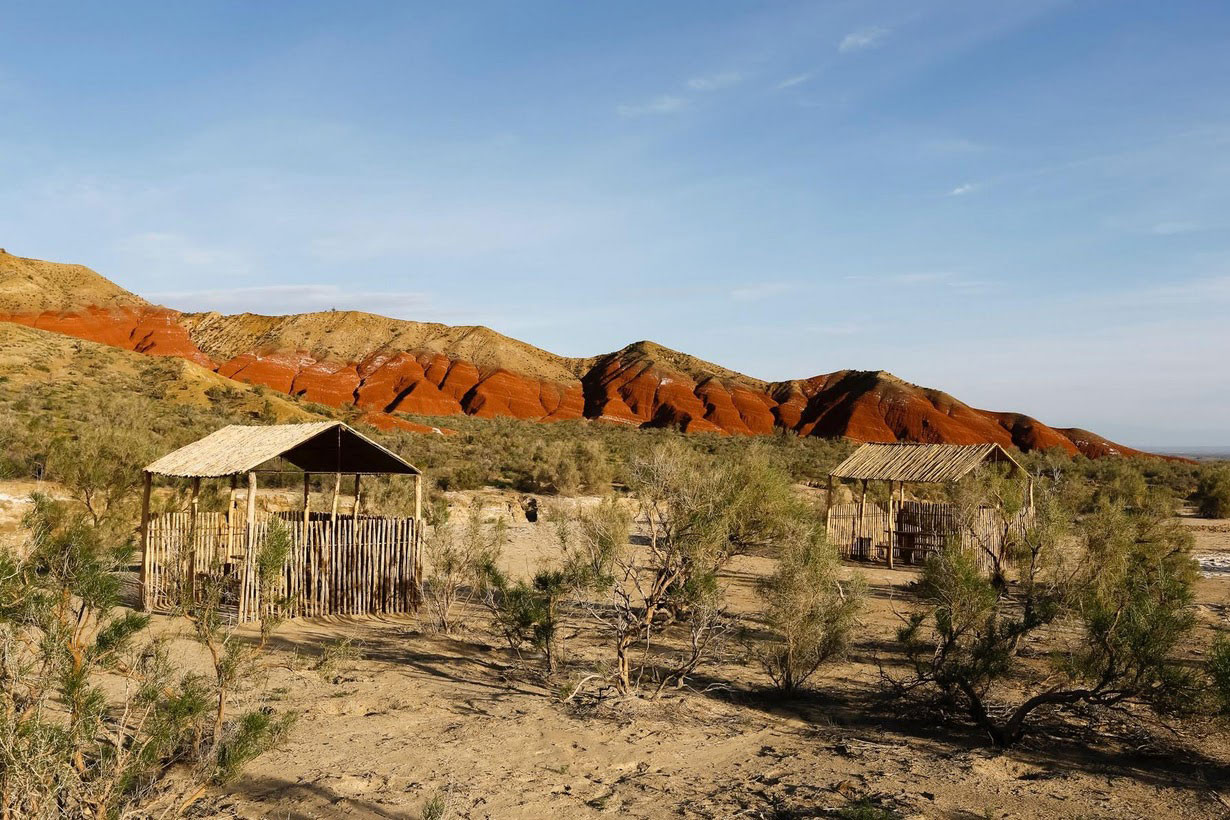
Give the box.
[826,442,1033,572]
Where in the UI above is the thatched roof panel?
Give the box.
[144,421,419,477]
[829,442,1022,484]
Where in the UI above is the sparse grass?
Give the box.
[313,637,363,681]
[421,790,450,820]
[833,798,900,820]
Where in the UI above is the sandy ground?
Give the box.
[2,483,1230,819]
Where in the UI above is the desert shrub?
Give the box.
[46,422,154,530]
[313,637,363,681]
[513,440,615,495]
[1088,458,1151,510]
[482,567,567,672]
[178,516,296,788]
[1208,635,1230,714]
[896,485,1202,746]
[423,502,506,631]
[755,523,864,693]
[254,518,294,647]
[0,496,289,817]
[1195,465,1230,519]
[482,501,628,674]
[569,442,808,696]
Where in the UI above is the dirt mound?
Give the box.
[0,250,1150,456]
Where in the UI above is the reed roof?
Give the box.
[829,442,1023,484]
[144,421,420,478]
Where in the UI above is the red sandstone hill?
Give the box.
[0,249,1146,457]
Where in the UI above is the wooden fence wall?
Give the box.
[143,512,420,622]
[827,499,1031,574]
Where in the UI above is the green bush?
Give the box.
[1195,465,1230,519]
[755,523,864,693]
[1208,635,1230,714]
[0,496,291,817]
[897,485,1202,746]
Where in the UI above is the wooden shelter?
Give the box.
[825,443,1032,572]
[140,421,423,622]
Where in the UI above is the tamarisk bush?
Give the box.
[897,487,1205,746]
[0,495,291,818]
[423,503,506,632]
[481,501,630,676]
[567,443,808,696]
[755,522,864,693]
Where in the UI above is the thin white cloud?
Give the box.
[686,72,742,91]
[926,137,985,154]
[839,27,889,53]
[616,95,687,117]
[730,282,792,301]
[948,182,979,196]
[1151,221,1200,235]
[873,272,993,292]
[147,283,431,318]
[893,272,953,284]
[115,231,251,275]
[1122,275,1230,306]
[777,72,814,90]
[806,322,860,336]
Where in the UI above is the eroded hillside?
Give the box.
[0,249,1143,457]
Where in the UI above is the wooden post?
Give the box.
[302,472,311,542]
[856,479,867,559]
[412,472,422,524]
[226,474,238,560]
[352,474,362,614]
[139,472,152,610]
[242,471,258,622]
[887,480,895,570]
[301,472,311,618]
[187,477,200,600]
[1027,477,1035,512]
[884,480,894,570]
[825,474,835,549]
[825,482,833,535]
[330,473,342,523]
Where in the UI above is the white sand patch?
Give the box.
[1196,553,1230,576]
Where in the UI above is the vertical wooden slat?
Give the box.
[887,481,895,569]
[240,472,258,622]
[139,472,152,611]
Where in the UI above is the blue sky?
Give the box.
[2,1,1228,447]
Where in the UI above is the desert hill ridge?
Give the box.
[0,249,1143,457]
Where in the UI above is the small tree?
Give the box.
[1195,465,1230,519]
[46,425,152,530]
[578,443,800,696]
[0,495,288,818]
[1208,635,1230,714]
[482,501,628,675]
[177,517,295,801]
[423,503,506,632]
[897,487,1203,746]
[755,523,864,693]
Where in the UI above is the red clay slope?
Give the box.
[0,249,1145,457]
